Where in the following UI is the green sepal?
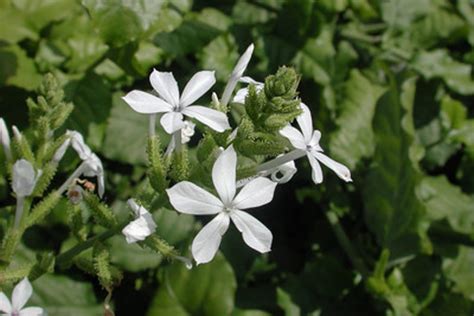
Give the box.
[68,204,88,241]
[26,191,62,227]
[0,264,32,289]
[169,147,190,182]
[93,243,122,290]
[141,234,177,258]
[83,193,117,228]
[12,134,35,163]
[32,163,58,197]
[147,136,169,193]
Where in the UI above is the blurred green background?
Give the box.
[1,0,474,315]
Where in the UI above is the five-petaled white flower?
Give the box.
[279,103,352,184]
[122,70,230,134]
[167,145,277,265]
[12,160,41,198]
[0,278,44,316]
[67,131,105,198]
[122,199,157,244]
[0,118,11,160]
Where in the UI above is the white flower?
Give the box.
[122,70,230,134]
[0,118,11,160]
[67,131,105,198]
[167,145,277,265]
[122,199,157,244]
[181,120,195,144]
[52,138,71,164]
[0,278,44,316]
[12,160,41,198]
[221,44,254,106]
[232,77,264,104]
[279,103,352,184]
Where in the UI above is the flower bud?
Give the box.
[12,159,41,197]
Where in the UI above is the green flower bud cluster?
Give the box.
[235,67,302,157]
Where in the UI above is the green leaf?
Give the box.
[0,45,42,90]
[102,94,149,164]
[329,70,386,169]
[363,75,427,257]
[418,176,474,234]
[65,36,109,73]
[198,35,239,81]
[232,309,272,316]
[154,19,221,56]
[411,50,474,95]
[29,274,102,316]
[108,235,162,272]
[381,0,430,29]
[147,253,237,316]
[443,246,474,300]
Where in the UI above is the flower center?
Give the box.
[306,144,313,152]
[223,206,234,214]
[12,311,20,316]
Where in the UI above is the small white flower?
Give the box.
[67,131,105,198]
[122,199,157,244]
[122,70,230,134]
[181,121,195,144]
[279,103,352,184]
[0,277,44,316]
[221,44,255,106]
[0,118,11,160]
[232,77,264,104]
[167,146,277,265]
[12,160,41,198]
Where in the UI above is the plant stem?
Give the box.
[324,210,369,278]
[149,114,156,137]
[56,222,128,269]
[14,197,25,229]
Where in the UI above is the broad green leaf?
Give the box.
[108,235,162,272]
[102,94,149,164]
[443,246,474,300]
[147,253,237,316]
[198,35,239,81]
[232,309,271,316]
[381,0,430,29]
[154,19,221,56]
[411,50,474,95]
[329,70,386,169]
[418,176,474,234]
[65,72,113,137]
[363,75,427,257]
[0,45,42,90]
[29,274,103,316]
[196,8,233,32]
[65,36,109,73]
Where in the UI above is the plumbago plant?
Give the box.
[0,45,351,314]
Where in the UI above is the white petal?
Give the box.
[160,112,185,134]
[122,90,173,114]
[232,87,249,104]
[231,44,254,79]
[66,130,92,160]
[97,174,105,198]
[182,106,230,132]
[192,213,230,264]
[297,103,314,143]
[239,76,262,85]
[167,181,223,215]
[12,160,37,197]
[307,153,323,184]
[233,177,277,209]
[230,210,272,253]
[180,71,216,107]
[270,160,297,184]
[279,125,307,150]
[127,199,141,217]
[212,146,237,205]
[0,118,11,160]
[52,138,71,163]
[0,292,12,314]
[150,70,180,107]
[314,152,352,182]
[19,307,44,316]
[309,130,322,149]
[122,213,157,244]
[12,278,32,311]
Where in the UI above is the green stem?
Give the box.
[56,222,128,269]
[324,210,369,278]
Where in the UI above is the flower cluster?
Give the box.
[121,43,352,264]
